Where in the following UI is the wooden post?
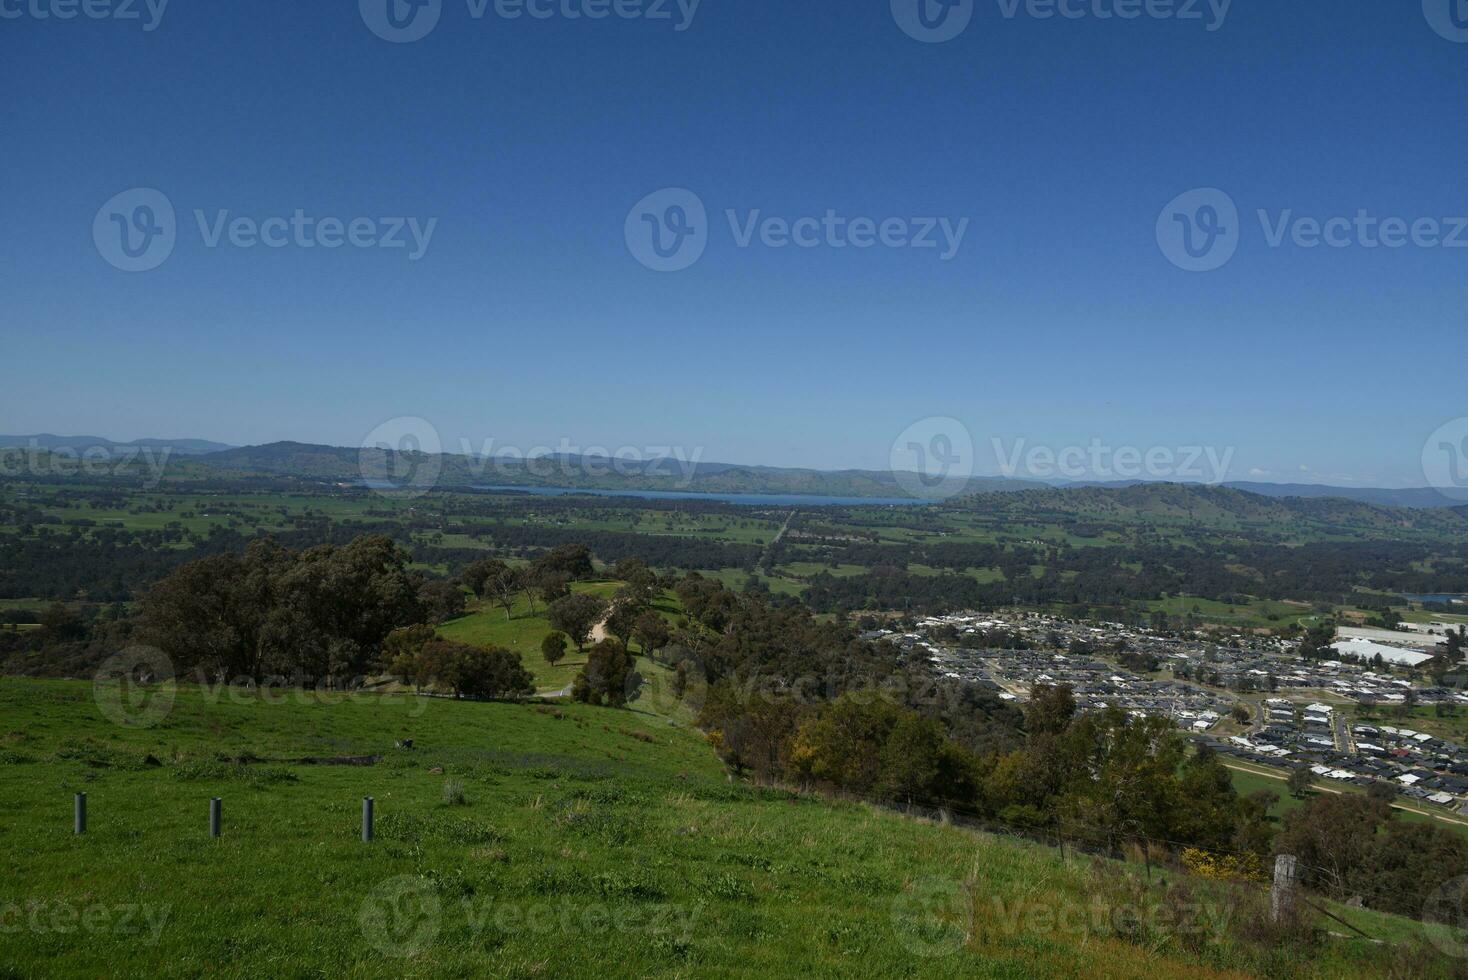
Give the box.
[1271,854,1298,922]
[362,797,374,843]
[74,793,86,835]
[209,798,222,838]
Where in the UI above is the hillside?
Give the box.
[1224,482,1463,510]
[1,677,1455,979]
[962,483,1468,539]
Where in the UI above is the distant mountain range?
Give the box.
[4,435,1461,509]
[0,434,235,456]
[188,441,1044,498]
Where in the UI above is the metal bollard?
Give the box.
[209,798,222,838]
[362,797,374,843]
[74,793,87,835]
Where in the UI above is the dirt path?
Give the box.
[589,610,611,645]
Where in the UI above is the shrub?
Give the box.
[1180,847,1266,883]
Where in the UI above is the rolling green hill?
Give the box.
[0,676,1458,978]
[962,483,1468,539]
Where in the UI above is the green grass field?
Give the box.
[436,582,627,693]
[695,568,805,597]
[0,678,1460,978]
[1224,761,1468,836]
[433,581,691,694]
[1400,608,1468,626]
[1140,596,1318,630]
[775,562,869,579]
[1225,766,1311,819]
[1351,704,1468,745]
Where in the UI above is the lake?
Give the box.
[470,485,926,507]
[1400,594,1468,605]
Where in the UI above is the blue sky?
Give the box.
[3,1,1466,487]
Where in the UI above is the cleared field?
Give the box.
[1350,704,1468,745]
[1141,595,1318,629]
[1225,767,1310,820]
[695,568,805,597]
[907,564,1007,584]
[776,562,870,579]
[1224,760,1468,835]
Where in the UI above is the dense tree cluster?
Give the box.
[0,526,243,601]
[383,627,534,700]
[787,695,984,806]
[801,538,1468,616]
[137,535,424,683]
[981,695,1273,855]
[1276,792,1468,919]
[571,639,638,707]
[662,576,1276,866]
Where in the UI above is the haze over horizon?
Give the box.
[0,427,1455,492]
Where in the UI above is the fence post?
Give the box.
[74,793,86,835]
[1271,854,1298,922]
[209,798,222,838]
[362,797,374,843]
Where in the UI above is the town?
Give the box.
[892,611,1468,819]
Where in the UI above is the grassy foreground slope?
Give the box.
[0,678,1454,979]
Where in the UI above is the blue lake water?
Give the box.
[471,485,925,507]
[1400,593,1468,605]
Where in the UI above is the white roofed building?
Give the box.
[1331,638,1435,668]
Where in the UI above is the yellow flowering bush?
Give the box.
[1180,847,1267,883]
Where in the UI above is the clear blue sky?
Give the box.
[3,2,1465,487]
